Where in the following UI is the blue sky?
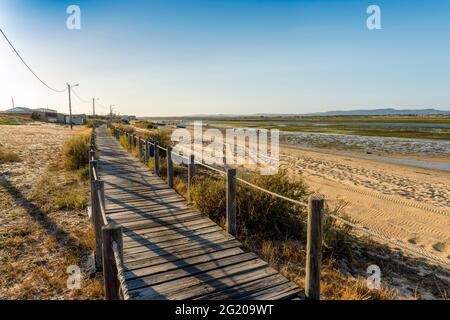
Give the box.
[1,0,449,116]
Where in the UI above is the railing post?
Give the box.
[226,168,237,237]
[150,140,155,157]
[89,160,98,211]
[92,179,105,271]
[144,140,149,164]
[305,195,324,300]
[102,223,123,300]
[154,141,160,176]
[187,155,195,203]
[167,146,174,188]
[138,138,143,160]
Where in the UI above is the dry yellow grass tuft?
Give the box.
[62,134,90,170]
[0,149,20,164]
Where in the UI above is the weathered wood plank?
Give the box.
[124,239,242,264]
[124,240,242,270]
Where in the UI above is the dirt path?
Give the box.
[280,146,450,263]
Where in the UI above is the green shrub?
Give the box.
[142,129,172,148]
[75,166,90,181]
[190,169,354,258]
[113,124,134,134]
[62,135,90,170]
[85,120,104,128]
[134,121,156,129]
[191,170,309,243]
[54,193,87,210]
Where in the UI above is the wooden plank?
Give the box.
[124,240,242,270]
[123,230,234,256]
[124,239,241,264]
[105,199,188,214]
[123,226,224,249]
[241,282,301,300]
[127,254,262,296]
[134,261,277,300]
[124,247,245,280]
[108,209,197,226]
[194,274,288,300]
[123,223,220,243]
[120,212,207,231]
[168,267,281,300]
[122,219,218,238]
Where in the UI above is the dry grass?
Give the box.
[0,149,20,164]
[0,127,103,300]
[141,129,172,148]
[259,240,399,300]
[62,135,90,170]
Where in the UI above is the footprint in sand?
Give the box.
[432,242,449,253]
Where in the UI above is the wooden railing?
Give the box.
[109,125,324,300]
[88,126,127,300]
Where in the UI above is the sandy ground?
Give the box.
[0,123,102,299]
[173,125,450,265]
[280,146,450,263]
[0,123,81,191]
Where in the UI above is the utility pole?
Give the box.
[67,83,79,130]
[92,98,96,118]
[110,105,115,120]
[67,83,72,130]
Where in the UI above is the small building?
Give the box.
[0,107,33,115]
[31,108,58,122]
[65,114,87,125]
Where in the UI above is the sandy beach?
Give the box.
[280,146,450,262]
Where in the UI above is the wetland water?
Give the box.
[281,132,450,171]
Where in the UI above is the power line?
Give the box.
[71,87,90,103]
[0,28,67,93]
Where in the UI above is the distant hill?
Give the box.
[297,108,450,117]
[187,109,450,118]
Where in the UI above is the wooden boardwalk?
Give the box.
[96,126,301,300]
